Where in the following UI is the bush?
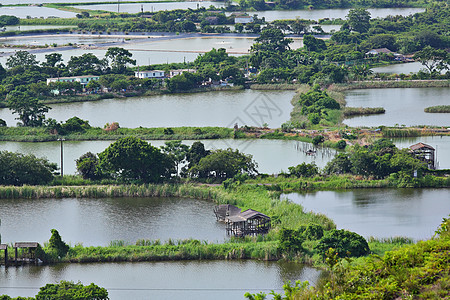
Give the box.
[336,140,347,149]
[288,162,319,178]
[303,223,324,240]
[48,229,69,258]
[315,229,369,259]
[312,135,325,145]
[278,227,304,254]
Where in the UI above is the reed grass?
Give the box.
[329,80,450,92]
[424,105,450,113]
[343,107,385,116]
[382,128,420,137]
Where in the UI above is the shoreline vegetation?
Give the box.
[424,105,450,113]
[1,181,446,266]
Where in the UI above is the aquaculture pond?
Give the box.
[283,188,450,240]
[0,261,323,299]
[343,87,450,127]
[0,197,226,246]
[0,139,336,175]
[0,89,295,128]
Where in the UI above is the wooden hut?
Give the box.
[214,205,271,237]
[409,143,436,169]
[14,242,39,265]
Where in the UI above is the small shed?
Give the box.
[214,205,271,236]
[14,242,39,264]
[409,142,436,169]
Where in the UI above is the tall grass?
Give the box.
[382,128,420,137]
[329,80,450,92]
[424,105,450,113]
[343,107,385,116]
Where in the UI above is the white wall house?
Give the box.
[234,16,253,24]
[135,70,165,79]
[169,69,196,78]
[46,75,100,86]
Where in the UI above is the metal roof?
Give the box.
[410,142,435,151]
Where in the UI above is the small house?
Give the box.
[409,142,436,169]
[47,75,100,86]
[134,70,165,79]
[234,15,253,24]
[214,204,271,236]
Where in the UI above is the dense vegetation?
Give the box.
[0,280,108,300]
[424,105,450,113]
[246,215,450,299]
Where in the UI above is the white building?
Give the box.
[46,75,100,86]
[234,15,253,24]
[169,69,196,78]
[135,70,165,79]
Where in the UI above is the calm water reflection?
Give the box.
[0,90,294,128]
[0,139,335,175]
[0,197,226,245]
[0,6,76,18]
[0,261,322,299]
[343,88,450,127]
[284,188,450,240]
[77,1,225,13]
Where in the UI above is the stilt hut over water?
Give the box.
[214,205,271,237]
[409,142,436,169]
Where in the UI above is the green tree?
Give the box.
[251,27,293,53]
[324,153,352,174]
[6,90,50,127]
[98,137,174,182]
[413,46,449,74]
[105,47,136,73]
[347,8,371,33]
[42,53,64,68]
[6,50,38,69]
[303,35,327,52]
[36,281,108,300]
[189,148,258,179]
[0,151,57,185]
[288,162,318,177]
[161,140,189,175]
[48,229,69,258]
[185,141,210,169]
[67,53,107,75]
[76,152,101,180]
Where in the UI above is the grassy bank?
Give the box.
[424,105,450,113]
[329,80,450,92]
[0,126,234,142]
[343,107,385,117]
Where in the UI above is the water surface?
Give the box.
[283,188,450,240]
[0,261,322,299]
[0,90,295,128]
[77,1,225,13]
[0,139,335,175]
[0,197,226,245]
[343,88,450,127]
[0,6,76,18]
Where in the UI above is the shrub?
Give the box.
[278,227,304,254]
[315,229,369,259]
[303,223,324,240]
[312,135,325,145]
[48,229,69,258]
